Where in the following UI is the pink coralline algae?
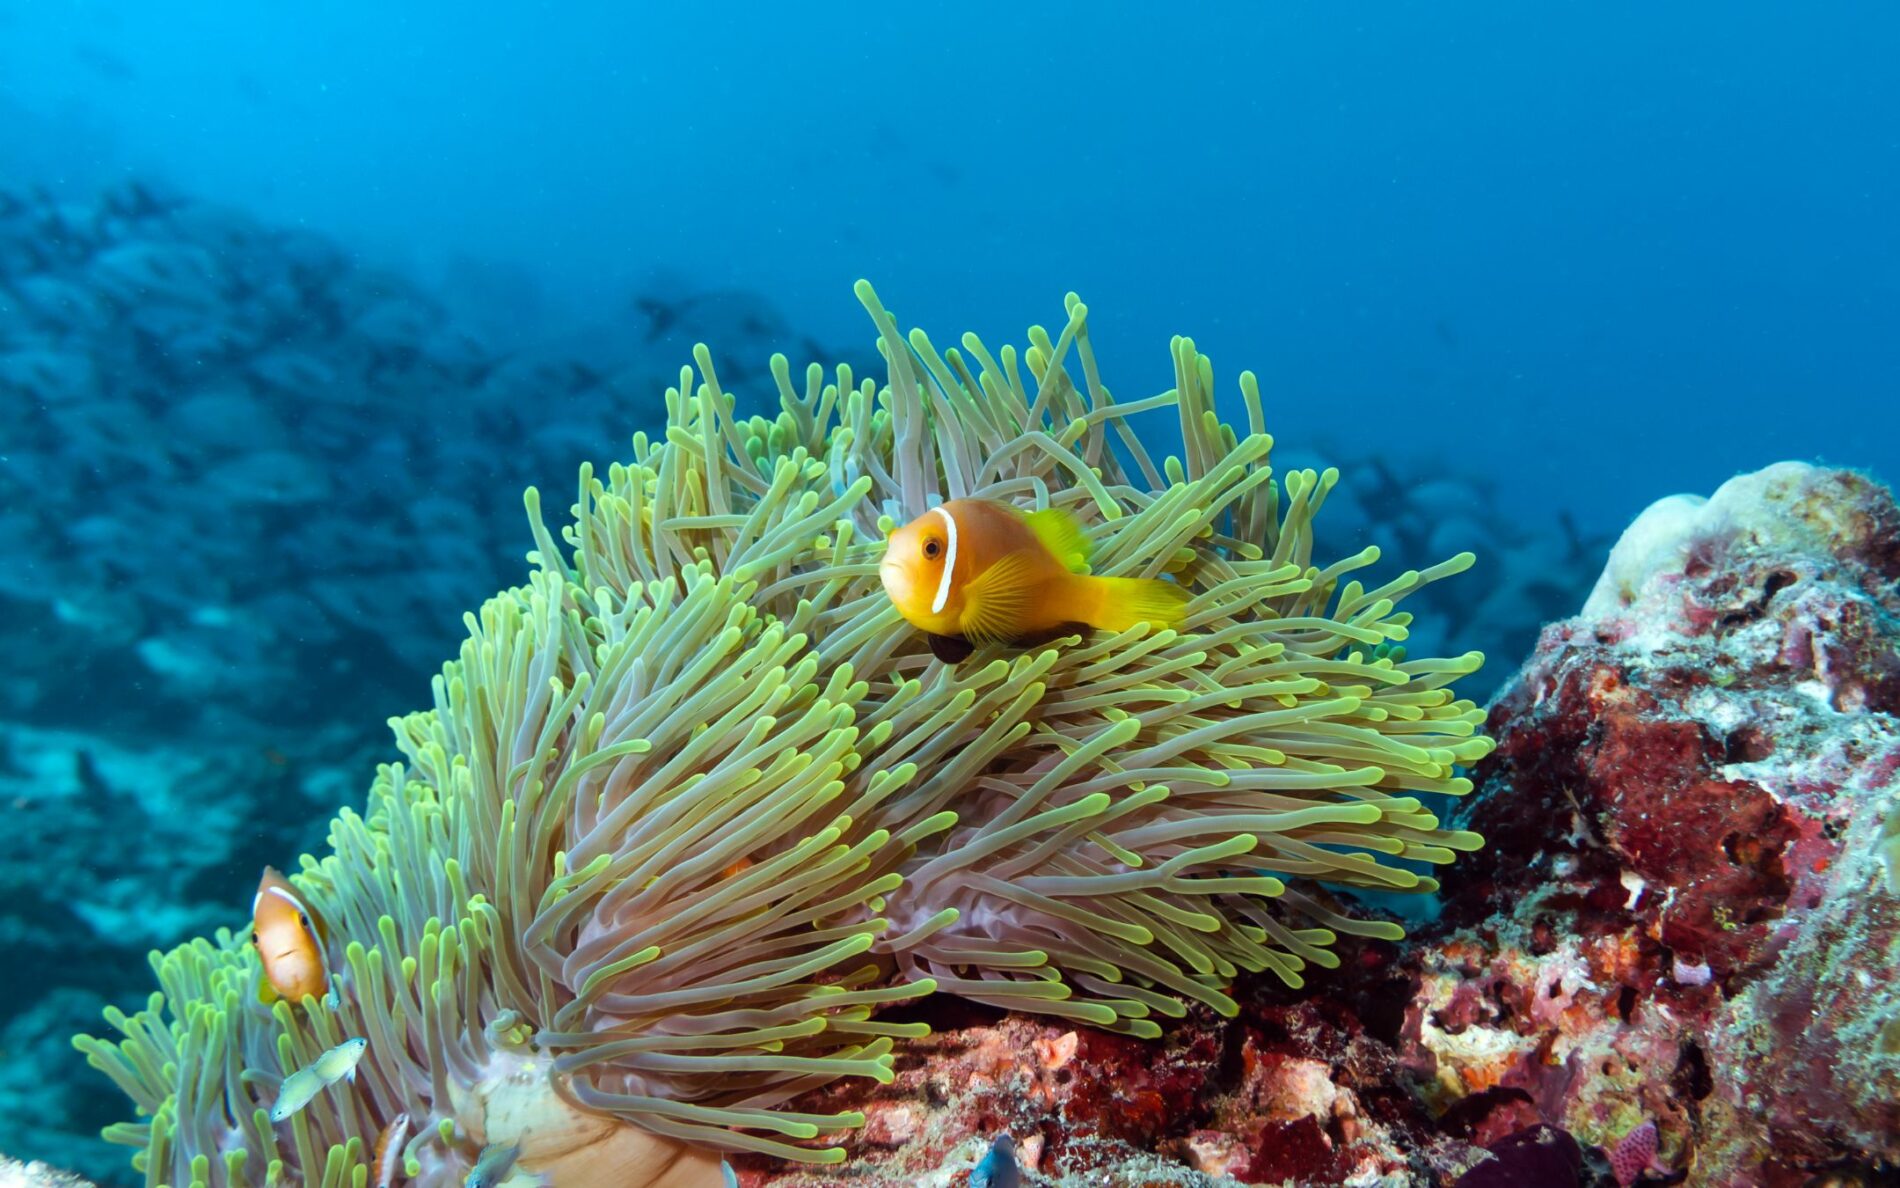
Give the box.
[740,462,1899,1187]
[1609,1122,1660,1187]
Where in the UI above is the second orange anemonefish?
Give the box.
[879,498,1189,656]
[252,866,331,1004]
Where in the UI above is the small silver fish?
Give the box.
[465,1142,521,1188]
[269,1037,368,1122]
[970,1134,1020,1188]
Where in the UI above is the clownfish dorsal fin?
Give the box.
[1023,506,1091,571]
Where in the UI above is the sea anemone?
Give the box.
[79,281,1492,1186]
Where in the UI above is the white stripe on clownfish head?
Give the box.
[266,885,310,920]
[929,505,958,615]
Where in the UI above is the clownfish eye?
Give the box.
[923,538,942,560]
[251,930,259,944]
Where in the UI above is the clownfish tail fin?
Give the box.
[1085,576,1191,633]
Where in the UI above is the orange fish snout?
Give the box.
[259,941,324,996]
[880,510,958,635]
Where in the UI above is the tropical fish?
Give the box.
[373,1112,411,1188]
[969,1133,1020,1188]
[465,1142,521,1188]
[879,499,1189,654]
[269,1037,367,1122]
[721,1162,739,1188]
[252,866,331,1004]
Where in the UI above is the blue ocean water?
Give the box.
[1,3,1895,1183]
[7,3,1893,530]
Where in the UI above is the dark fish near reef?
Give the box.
[969,1134,1020,1188]
[252,866,332,1004]
[879,498,1188,652]
[465,1142,521,1188]
[268,1037,367,1122]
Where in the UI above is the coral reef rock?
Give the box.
[0,179,830,734]
[738,991,1490,1187]
[1430,461,1900,1186]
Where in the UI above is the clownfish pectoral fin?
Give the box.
[1023,506,1091,571]
[958,550,1035,644]
[927,633,975,664]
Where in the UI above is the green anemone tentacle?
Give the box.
[79,283,1492,1184]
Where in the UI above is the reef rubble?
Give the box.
[741,461,1899,1187]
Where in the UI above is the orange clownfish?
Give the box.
[252,866,331,1004]
[880,498,1189,659]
